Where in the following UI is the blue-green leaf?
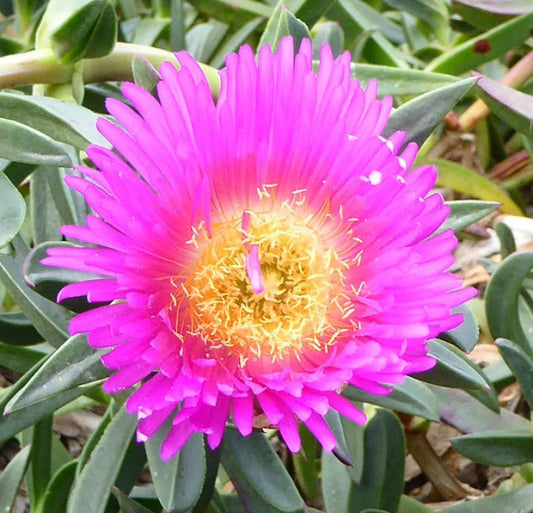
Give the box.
[221,428,305,513]
[0,445,31,513]
[0,170,25,249]
[344,377,440,421]
[145,425,206,513]
[67,407,137,513]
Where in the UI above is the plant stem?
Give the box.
[0,43,221,97]
[406,431,468,501]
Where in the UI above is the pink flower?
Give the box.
[44,38,475,459]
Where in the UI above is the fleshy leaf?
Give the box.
[40,460,78,513]
[0,118,71,166]
[441,303,479,353]
[0,311,42,346]
[429,386,529,433]
[438,483,533,513]
[0,170,25,249]
[452,430,533,466]
[382,0,449,44]
[475,73,533,137]
[328,0,407,67]
[0,239,72,347]
[221,428,305,513]
[258,2,311,52]
[496,338,533,411]
[344,377,440,421]
[437,200,500,235]
[416,339,490,390]
[426,11,533,74]
[347,410,405,513]
[145,424,207,513]
[0,92,108,149]
[384,77,477,147]
[0,445,31,513]
[452,0,533,29]
[67,407,138,513]
[485,251,533,355]
[432,158,523,215]
[4,334,109,414]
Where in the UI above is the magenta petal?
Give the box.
[43,35,475,460]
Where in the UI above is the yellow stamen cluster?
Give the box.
[176,206,352,363]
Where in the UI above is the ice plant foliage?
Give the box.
[44,38,475,459]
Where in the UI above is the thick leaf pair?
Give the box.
[451,247,533,468]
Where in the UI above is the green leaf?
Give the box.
[0,383,101,445]
[417,339,490,390]
[429,385,530,433]
[382,0,449,44]
[284,0,337,29]
[452,430,533,466]
[193,0,271,27]
[321,451,351,513]
[495,222,516,259]
[0,239,72,347]
[341,415,365,484]
[348,410,405,513]
[67,406,137,513]
[0,118,71,166]
[5,334,109,414]
[292,425,319,500]
[131,18,169,46]
[325,410,352,466]
[398,495,433,513]
[40,460,77,513]
[311,21,344,58]
[114,437,147,495]
[221,428,305,513]
[0,445,31,513]
[441,303,480,353]
[45,167,88,227]
[49,0,118,63]
[327,0,408,67]
[0,313,42,346]
[384,77,477,147]
[24,241,97,309]
[111,487,155,513]
[258,2,311,52]
[475,73,533,137]
[344,377,440,421]
[0,170,25,249]
[30,166,63,245]
[0,342,46,374]
[496,338,533,411]
[452,0,533,30]
[132,55,161,94]
[145,423,206,513]
[432,158,524,216]
[485,251,533,355]
[28,416,53,510]
[210,17,263,68]
[439,483,533,513]
[438,200,500,235]
[186,21,229,63]
[77,404,116,475]
[170,0,187,52]
[426,12,533,74]
[193,446,222,513]
[351,65,459,97]
[0,92,108,149]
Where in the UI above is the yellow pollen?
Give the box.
[181,211,350,361]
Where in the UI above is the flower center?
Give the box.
[182,211,349,362]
